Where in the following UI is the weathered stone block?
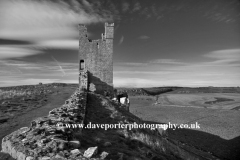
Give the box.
[70,149,81,155]
[26,156,34,160]
[40,156,51,160]
[10,147,17,159]
[17,151,26,160]
[89,83,96,92]
[83,146,98,158]
[69,141,81,148]
[100,151,109,159]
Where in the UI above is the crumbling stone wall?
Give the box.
[1,89,87,160]
[78,23,114,94]
[79,70,88,91]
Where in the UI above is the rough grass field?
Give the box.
[156,93,240,110]
[130,93,240,160]
[0,84,77,151]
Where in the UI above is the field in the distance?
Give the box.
[156,93,240,110]
[130,93,240,160]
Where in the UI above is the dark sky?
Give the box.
[0,0,240,87]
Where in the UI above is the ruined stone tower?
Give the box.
[79,23,114,94]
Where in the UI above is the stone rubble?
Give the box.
[70,149,81,155]
[83,146,98,159]
[1,89,96,160]
[99,151,108,159]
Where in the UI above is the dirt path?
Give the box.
[0,87,75,150]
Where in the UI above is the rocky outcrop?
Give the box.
[1,89,87,160]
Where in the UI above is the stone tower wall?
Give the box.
[78,23,114,94]
[103,23,114,87]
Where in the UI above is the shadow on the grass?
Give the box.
[143,120,240,160]
[77,93,230,160]
[78,93,183,160]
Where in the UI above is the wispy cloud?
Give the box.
[132,2,141,12]
[0,59,79,86]
[203,5,238,23]
[118,36,124,45]
[0,0,111,42]
[151,5,158,16]
[51,56,66,77]
[114,78,161,88]
[140,7,150,18]
[0,46,42,59]
[149,59,186,65]
[0,60,78,72]
[138,35,150,40]
[115,62,147,67]
[114,48,240,87]
[0,78,60,87]
[0,60,22,74]
[122,2,130,13]
[0,60,44,72]
[37,39,79,49]
[2,0,236,47]
[204,49,240,63]
[114,71,173,75]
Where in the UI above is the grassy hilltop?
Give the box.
[0,83,239,159]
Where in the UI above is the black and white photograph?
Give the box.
[0,0,240,159]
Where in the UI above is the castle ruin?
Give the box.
[78,23,114,94]
[1,22,217,160]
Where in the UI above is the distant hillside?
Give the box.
[116,87,182,96]
[116,87,240,96]
[170,87,240,94]
[116,88,149,96]
[0,83,78,91]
